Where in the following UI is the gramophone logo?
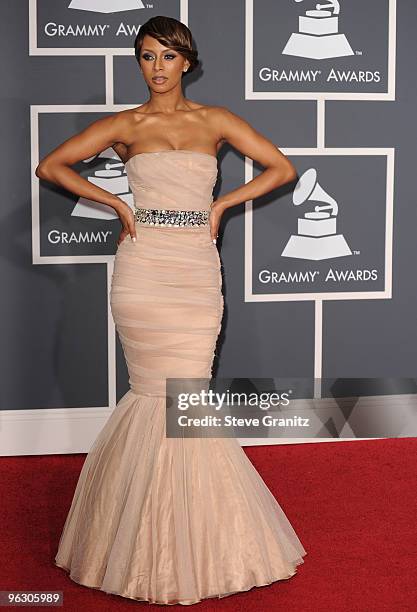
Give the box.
[282,0,354,60]
[247,0,395,97]
[281,168,352,261]
[71,147,134,221]
[68,0,145,13]
[30,0,161,52]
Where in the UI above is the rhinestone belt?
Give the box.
[134,207,210,227]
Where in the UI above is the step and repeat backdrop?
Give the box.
[2,0,416,454]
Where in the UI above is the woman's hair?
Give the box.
[134,16,199,75]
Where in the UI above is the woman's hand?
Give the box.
[116,202,137,246]
[209,201,225,244]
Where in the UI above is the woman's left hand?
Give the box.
[209,201,225,243]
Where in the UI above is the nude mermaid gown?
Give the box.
[54,150,307,605]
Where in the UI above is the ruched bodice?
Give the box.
[125,150,218,212]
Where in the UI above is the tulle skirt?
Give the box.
[54,225,307,605]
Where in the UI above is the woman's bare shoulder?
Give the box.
[199,104,236,125]
[111,106,147,125]
[189,102,231,115]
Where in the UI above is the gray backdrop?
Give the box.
[1,1,416,437]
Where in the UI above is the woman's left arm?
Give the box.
[211,106,297,212]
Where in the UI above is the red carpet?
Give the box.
[0,437,415,611]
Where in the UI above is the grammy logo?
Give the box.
[68,0,145,14]
[71,147,134,221]
[281,167,352,261]
[282,0,354,60]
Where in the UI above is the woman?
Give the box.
[36,15,307,606]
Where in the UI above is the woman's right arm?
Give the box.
[35,111,137,240]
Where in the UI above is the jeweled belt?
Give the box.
[134,207,210,227]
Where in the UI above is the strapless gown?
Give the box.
[54,150,307,605]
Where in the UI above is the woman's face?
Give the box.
[138,34,190,91]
